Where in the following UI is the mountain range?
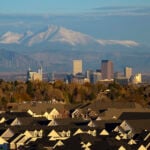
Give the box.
[0,25,139,47]
[0,25,149,73]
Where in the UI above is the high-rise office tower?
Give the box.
[101,60,114,80]
[73,60,82,75]
[124,67,132,79]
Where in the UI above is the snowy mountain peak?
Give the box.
[27,25,59,46]
[49,26,95,45]
[0,25,140,48]
[0,31,23,44]
[26,25,96,46]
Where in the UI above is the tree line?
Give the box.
[0,79,150,108]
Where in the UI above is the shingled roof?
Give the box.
[125,120,150,134]
[8,103,67,115]
[119,112,150,120]
[0,112,31,119]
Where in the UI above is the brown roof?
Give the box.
[126,120,150,134]
[86,101,136,111]
[119,112,150,120]
[10,103,66,114]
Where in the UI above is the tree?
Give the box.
[26,81,34,97]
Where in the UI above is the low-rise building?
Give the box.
[27,67,43,81]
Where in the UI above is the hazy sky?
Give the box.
[0,0,150,14]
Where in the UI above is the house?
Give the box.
[73,128,85,136]
[138,145,147,150]
[118,145,126,150]
[10,117,34,126]
[99,129,109,136]
[47,129,71,141]
[71,108,85,119]
[128,139,137,145]
[24,129,43,138]
[48,118,73,126]
[12,102,67,116]
[10,133,27,149]
[88,120,121,131]
[0,136,8,150]
[48,129,61,139]
[9,129,43,149]
[44,108,61,120]
[1,128,16,141]
[114,120,150,139]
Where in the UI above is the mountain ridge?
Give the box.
[0,25,139,48]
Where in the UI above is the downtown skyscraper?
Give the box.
[101,60,114,80]
[73,60,82,75]
[124,67,132,79]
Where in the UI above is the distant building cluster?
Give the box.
[115,67,142,85]
[68,59,142,85]
[67,59,114,84]
[27,59,142,85]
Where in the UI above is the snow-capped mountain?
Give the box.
[97,40,139,47]
[26,25,98,46]
[0,25,139,48]
[0,26,97,46]
[0,31,23,44]
[1,25,146,73]
[48,26,95,46]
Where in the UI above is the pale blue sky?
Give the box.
[0,0,150,14]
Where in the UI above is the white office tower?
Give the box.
[73,60,82,75]
[124,67,132,79]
